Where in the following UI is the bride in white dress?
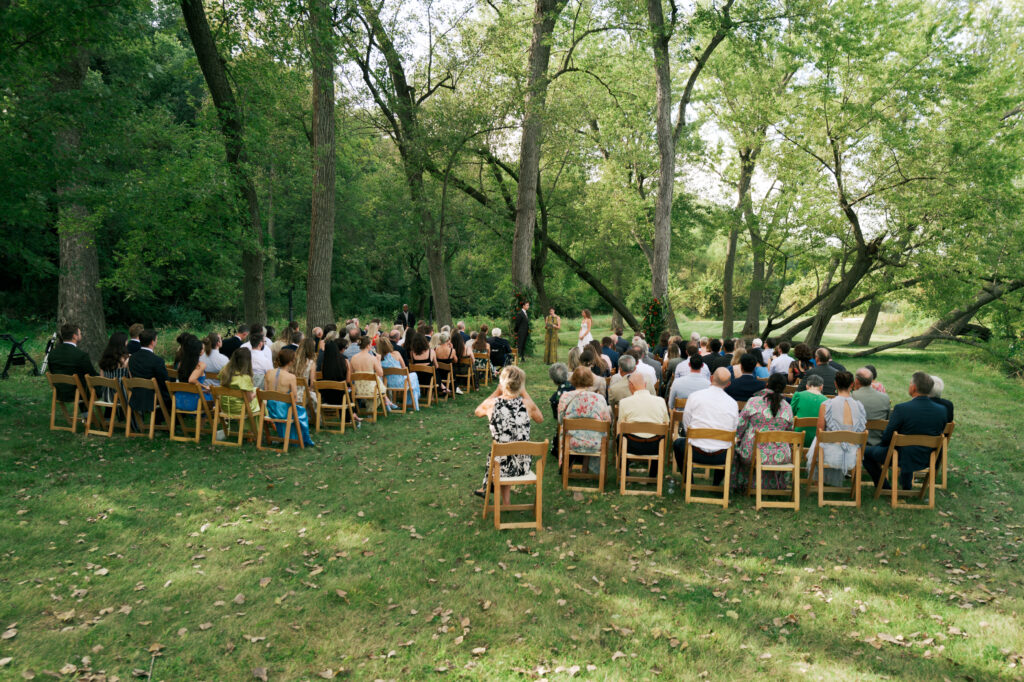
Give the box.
[577,309,593,350]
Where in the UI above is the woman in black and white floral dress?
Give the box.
[474,365,544,506]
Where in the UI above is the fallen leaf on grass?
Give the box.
[199,623,213,631]
[233,593,246,605]
[481,600,492,611]
[317,670,335,679]
[59,664,77,676]
[471,647,487,656]
[611,651,625,661]
[252,667,268,681]
[55,609,75,622]
[726,611,739,620]
[245,635,267,643]
[259,578,271,588]
[0,657,10,667]
[1,629,15,640]
[148,642,165,653]
[132,669,150,678]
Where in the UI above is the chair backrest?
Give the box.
[473,352,488,361]
[673,398,686,412]
[816,429,868,446]
[314,371,323,381]
[257,389,294,407]
[736,401,747,411]
[436,361,454,372]
[167,381,202,396]
[210,385,246,411]
[350,372,379,397]
[754,430,804,447]
[490,439,549,459]
[48,372,84,399]
[410,363,435,377]
[85,375,120,402]
[684,428,736,444]
[166,368,178,380]
[123,377,159,397]
[205,371,220,382]
[943,422,955,437]
[562,417,611,434]
[892,433,944,449]
[793,417,817,429]
[866,419,889,431]
[618,421,670,437]
[314,380,349,405]
[783,385,797,395]
[383,367,409,378]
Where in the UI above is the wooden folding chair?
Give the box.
[456,356,477,392]
[435,362,455,402]
[668,398,687,479]
[747,430,803,511]
[47,373,86,433]
[560,418,611,492]
[682,428,736,508]
[256,389,304,453]
[315,380,351,434]
[123,377,170,439]
[937,422,955,490]
[482,440,548,530]
[210,386,259,447]
[806,430,867,507]
[166,367,178,380]
[350,372,387,422]
[84,376,126,437]
[382,368,411,414]
[784,385,798,396]
[409,364,438,407]
[873,433,944,509]
[166,381,212,443]
[794,417,818,487]
[510,349,519,366]
[204,370,221,385]
[617,421,670,496]
[473,352,491,388]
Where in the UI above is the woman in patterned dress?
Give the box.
[557,367,612,475]
[473,365,544,507]
[734,372,794,490]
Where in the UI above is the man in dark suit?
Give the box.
[799,348,838,394]
[395,304,415,330]
[126,323,144,354]
[48,323,97,402]
[929,375,954,423]
[863,371,948,490]
[489,328,513,369]
[514,301,530,359]
[613,328,629,354]
[600,337,620,371]
[127,329,170,416]
[456,321,470,343]
[724,353,763,402]
[220,324,249,359]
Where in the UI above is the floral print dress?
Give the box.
[733,389,794,490]
[557,390,612,472]
[484,396,533,484]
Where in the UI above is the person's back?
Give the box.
[851,369,891,445]
[800,358,838,395]
[725,357,763,403]
[618,389,669,436]
[682,381,739,450]
[48,325,97,400]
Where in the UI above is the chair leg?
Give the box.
[890,461,899,508]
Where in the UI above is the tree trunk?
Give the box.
[852,299,883,346]
[512,0,567,290]
[914,279,1024,349]
[180,0,266,323]
[306,0,336,330]
[721,225,739,338]
[611,268,624,331]
[722,150,754,338]
[646,0,679,334]
[742,228,766,337]
[265,168,276,284]
[424,241,452,328]
[54,50,106,362]
[802,249,874,347]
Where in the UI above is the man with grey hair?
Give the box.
[488,327,512,370]
[798,347,838,394]
[863,371,947,489]
[618,371,670,477]
[852,367,891,445]
[343,324,362,359]
[631,339,663,385]
[608,354,651,407]
[929,375,954,423]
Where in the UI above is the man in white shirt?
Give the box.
[668,355,711,408]
[760,338,775,368]
[769,341,794,375]
[247,332,274,388]
[675,346,711,381]
[629,349,657,392]
[618,372,670,477]
[675,368,739,486]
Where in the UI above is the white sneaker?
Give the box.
[455,387,464,395]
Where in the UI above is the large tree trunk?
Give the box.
[306,0,336,330]
[802,249,873,347]
[852,299,883,346]
[742,228,766,337]
[512,0,567,290]
[914,279,1024,349]
[722,150,754,338]
[54,51,106,361]
[721,225,739,338]
[180,0,266,323]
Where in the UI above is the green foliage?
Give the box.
[639,295,666,345]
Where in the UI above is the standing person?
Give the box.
[473,365,544,506]
[395,304,416,330]
[544,308,561,364]
[48,323,98,401]
[578,309,594,350]
[514,300,531,360]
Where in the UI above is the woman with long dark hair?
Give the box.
[98,332,130,403]
[734,372,794,490]
[175,337,209,411]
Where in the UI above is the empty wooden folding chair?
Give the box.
[805,430,867,507]
[747,430,803,511]
[166,381,212,443]
[382,367,411,414]
[435,362,455,402]
[47,373,86,434]
[84,375,126,437]
[482,440,548,530]
[409,364,438,407]
[873,433,944,509]
[473,352,491,388]
[315,380,351,434]
[617,421,670,496]
[937,422,955,490]
[682,428,736,508]
[561,418,611,492]
[456,356,477,393]
[350,372,387,422]
[256,389,304,452]
[122,377,170,439]
[210,385,259,447]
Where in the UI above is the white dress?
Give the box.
[577,320,593,350]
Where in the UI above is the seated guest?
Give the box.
[578,349,608,396]
[608,355,650,408]
[343,324,362,359]
[379,336,419,411]
[48,324,98,400]
[172,331,195,368]
[220,324,249,359]
[456,321,470,343]
[791,374,827,447]
[217,347,260,417]
[724,353,764,403]
[653,331,672,360]
[757,337,773,367]
[547,362,573,421]
[929,375,954,423]
[729,339,746,374]
[558,367,612,474]
[807,370,865,486]
[613,327,630,354]
[618,372,670,477]
[788,343,813,384]
[247,332,273,388]
[294,338,319,407]
[704,338,724,369]
[631,344,660,390]
[174,337,210,411]
[488,328,512,370]
[473,365,544,505]
[769,341,793,375]
[434,332,458,396]
[661,342,683,392]
[350,335,397,410]
[798,347,838,395]
[825,349,847,373]
[97,332,129,403]
[566,346,582,371]
[127,329,169,414]
[864,364,886,393]
[734,373,794,491]
[674,368,738,485]
[451,331,473,392]
[718,338,735,370]
[675,343,710,381]
[201,333,229,379]
[863,372,948,489]
[265,355,314,449]
[126,324,144,355]
[472,327,491,381]
[699,336,710,360]
[601,337,620,372]
[589,339,612,376]
[389,329,409,365]
[852,368,891,445]
[317,340,351,418]
[409,331,438,392]
[669,354,711,407]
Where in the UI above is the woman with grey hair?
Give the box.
[929,375,954,423]
[548,362,573,420]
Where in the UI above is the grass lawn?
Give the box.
[1,324,1023,680]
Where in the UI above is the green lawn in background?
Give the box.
[0,319,1022,680]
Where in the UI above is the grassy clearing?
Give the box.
[0,325,1022,680]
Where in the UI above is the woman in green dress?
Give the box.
[544,308,561,364]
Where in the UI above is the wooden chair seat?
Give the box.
[382,367,411,414]
[682,428,736,508]
[122,377,170,439]
[256,389,304,452]
[315,380,351,434]
[472,352,491,387]
[873,433,944,509]
[617,421,670,496]
[84,375,127,437]
[350,371,387,422]
[166,381,212,443]
[456,356,477,392]
[560,417,611,492]
[805,430,867,507]
[409,364,438,407]
[210,385,259,446]
[482,440,548,530]
[747,430,803,511]
[435,361,455,401]
[47,373,86,433]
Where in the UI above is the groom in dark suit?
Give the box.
[514,301,530,359]
[127,329,170,415]
[47,323,97,402]
[395,304,416,330]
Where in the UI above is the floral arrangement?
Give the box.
[640,295,667,346]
